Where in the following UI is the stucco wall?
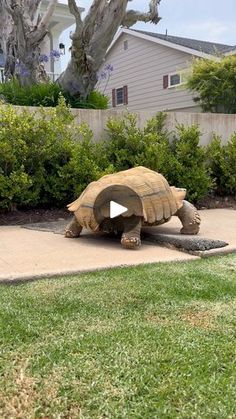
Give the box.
[70,109,236,145]
[7,106,236,145]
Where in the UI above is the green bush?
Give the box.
[1,103,234,212]
[103,113,212,202]
[207,134,236,195]
[171,124,213,202]
[0,79,61,107]
[0,79,109,109]
[0,98,103,210]
[103,112,176,176]
[63,90,109,110]
[187,55,236,113]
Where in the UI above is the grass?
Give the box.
[0,255,236,418]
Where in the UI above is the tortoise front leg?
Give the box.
[121,216,142,249]
[175,200,201,235]
[65,216,83,238]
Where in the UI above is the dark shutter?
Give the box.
[112,89,116,107]
[163,75,169,89]
[123,85,128,105]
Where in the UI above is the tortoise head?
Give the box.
[176,188,186,200]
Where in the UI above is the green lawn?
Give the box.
[0,256,236,418]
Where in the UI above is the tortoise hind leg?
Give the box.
[175,200,201,235]
[65,216,83,238]
[121,216,142,249]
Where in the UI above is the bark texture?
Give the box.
[58,0,161,98]
[1,0,57,85]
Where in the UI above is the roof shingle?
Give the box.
[132,29,234,55]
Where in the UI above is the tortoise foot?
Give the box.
[180,225,200,235]
[65,217,82,238]
[121,235,141,249]
[65,229,81,238]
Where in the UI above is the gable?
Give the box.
[104,32,199,71]
[107,29,221,61]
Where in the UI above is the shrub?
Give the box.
[104,112,176,178]
[171,124,213,202]
[0,98,102,210]
[0,104,35,209]
[2,104,232,212]
[187,55,236,113]
[103,113,212,202]
[207,134,236,195]
[0,79,109,109]
[0,79,61,107]
[64,90,109,110]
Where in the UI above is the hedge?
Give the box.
[0,100,235,211]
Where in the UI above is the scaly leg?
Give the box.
[175,200,201,235]
[121,216,142,249]
[65,216,83,238]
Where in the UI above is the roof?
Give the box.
[133,30,233,55]
[107,28,235,59]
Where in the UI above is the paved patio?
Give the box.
[0,209,235,283]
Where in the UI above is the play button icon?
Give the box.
[93,184,143,233]
[110,201,128,218]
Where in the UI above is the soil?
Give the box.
[196,195,236,210]
[0,196,235,226]
[0,208,71,226]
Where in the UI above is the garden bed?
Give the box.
[0,196,235,226]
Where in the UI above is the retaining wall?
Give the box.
[70,109,236,145]
[9,106,236,144]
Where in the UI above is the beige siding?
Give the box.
[97,33,200,112]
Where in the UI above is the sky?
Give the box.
[60,0,236,70]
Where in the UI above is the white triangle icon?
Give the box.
[110,201,128,218]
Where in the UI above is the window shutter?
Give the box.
[112,89,116,107]
[163,75,169,89]
[123,85,128,105]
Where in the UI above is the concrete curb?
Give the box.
[0,256,200,285]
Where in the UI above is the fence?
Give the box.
[68,108,236,145]
[0,103,236,145]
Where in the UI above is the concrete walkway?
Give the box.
[0,209,235,283]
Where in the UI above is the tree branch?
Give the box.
[29,0,57,46]
[24,0,42,21]
[37,0,57,32]
[122,0,161,27]
[68,0,83,26]
[3,0,14,16]
[82,0,109,43]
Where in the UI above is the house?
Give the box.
[39,0,82,80]
[0,0,81,82]
[97,28,236,112]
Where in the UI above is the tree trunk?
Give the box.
[58,0,161,98]
[2,0,57,84]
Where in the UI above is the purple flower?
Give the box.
[39,54,49,63]
[50,50,61,59]
[15,62,30,77]
[104,63,114,72]
[100,71,107,79]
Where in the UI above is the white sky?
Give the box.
[59,0,236,70]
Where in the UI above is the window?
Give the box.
[116,88,124,105]
[124,40,128,50]
[112,86,128,107]
[170,73,181,87]
[163,72,187,89]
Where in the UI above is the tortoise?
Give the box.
[65,166,201,249]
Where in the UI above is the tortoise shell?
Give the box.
[67,166,186,231]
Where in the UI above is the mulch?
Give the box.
[0,208,71,226]
[0,196,235,226]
